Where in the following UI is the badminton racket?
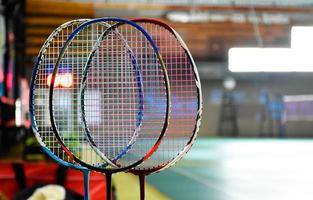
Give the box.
[49,17,170,200]
[29,19,104,200]
[129,18,202,200]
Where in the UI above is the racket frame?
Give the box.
[29,19,92,200]
[49,17,171,173]
[129,18,203,175]
[80,27,144,164]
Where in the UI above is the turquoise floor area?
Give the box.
[147,138,313,200]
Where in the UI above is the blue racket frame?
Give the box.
[49,17,171,200]
[30,54,91,200]
[49,17,170,171]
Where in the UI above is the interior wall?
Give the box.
[199,73,313,137]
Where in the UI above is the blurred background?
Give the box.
[0,0,313,199]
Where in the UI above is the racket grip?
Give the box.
[139,174,146,200]
[82,169,90,200]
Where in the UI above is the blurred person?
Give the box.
[269,93,285,138]
[258,90,271,137]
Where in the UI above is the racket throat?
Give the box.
[106,172,113,200]
[139,174,146,200]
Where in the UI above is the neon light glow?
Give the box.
[229,26,313,72]
[46,73,73,88]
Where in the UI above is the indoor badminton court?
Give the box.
[0,0,313,200]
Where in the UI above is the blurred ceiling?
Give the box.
[25,0,313,79]
[62,0,313,7]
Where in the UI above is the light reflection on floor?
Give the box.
[147,138,313,200]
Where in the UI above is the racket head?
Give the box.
[80,26,144,164]
[129,18,202,174]
[49,17,171,172]
[29,19,91,171]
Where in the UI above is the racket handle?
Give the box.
[82,169,90,200]
[106,173,112,200]
[139,174,146,200]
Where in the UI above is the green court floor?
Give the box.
[143,138,313,200]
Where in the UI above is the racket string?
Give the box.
[130,22,199,170]
[80,23,167,166]
[33,22,89,163]
[52,23,110,165]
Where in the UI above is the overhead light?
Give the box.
[284,95,313,102]
[223,77,236,90]
[291,26,313,50]
[229,48,313,72]
[166,11,210,23]
[228,26,313,72]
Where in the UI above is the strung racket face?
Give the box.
[48,20,114,167]
[130,19,202,173]
[80,26,143,165]
[50,18,170,171]
[29,19,93,167]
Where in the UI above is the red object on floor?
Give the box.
[0,161,106,200]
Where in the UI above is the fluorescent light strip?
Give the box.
[229,48,313,72]
[283,95,313,102]
[228,26,313,72]
[291,26,313,50]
